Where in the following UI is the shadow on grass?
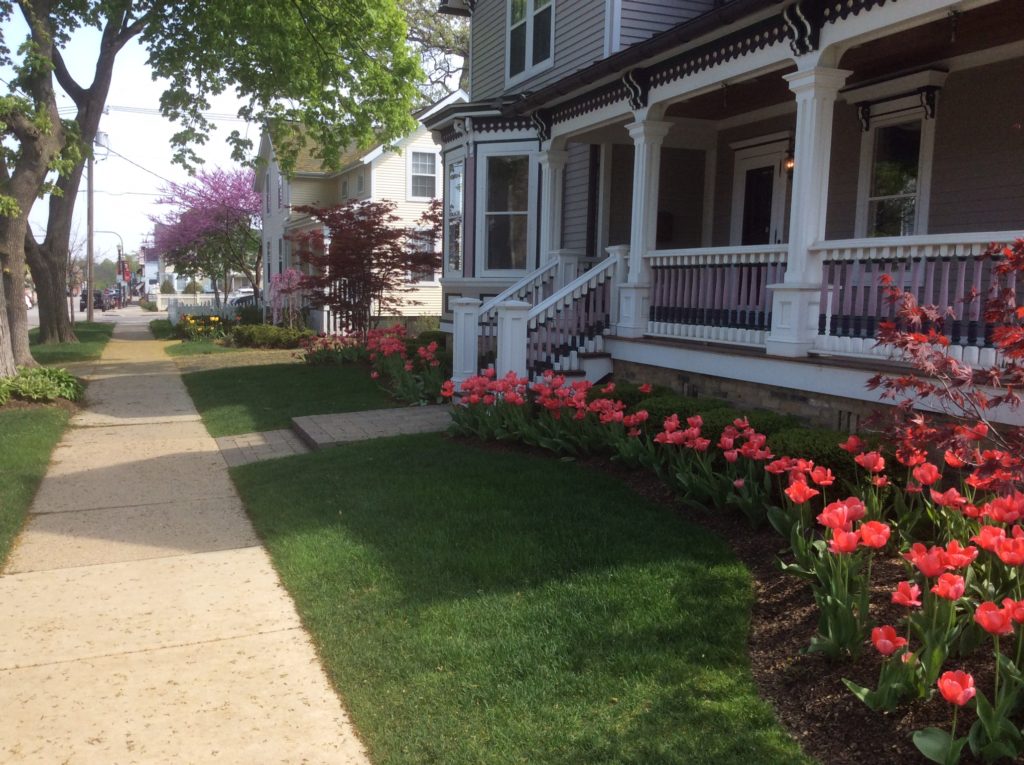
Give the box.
[181,362,399,436]
[29,322,113,365]
[232,433,812,765]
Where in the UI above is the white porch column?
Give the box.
[606,244,630,328]
[616,119,672,337]
[766,66,851,357]
[538,149,568,264]
[495,300,531,379]
[451,297,481,389]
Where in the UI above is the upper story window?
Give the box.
[410,152,437,200]
[507,0,553,85]
[276,174,284,208]
[341,179,349,198]
[356,172,365,193]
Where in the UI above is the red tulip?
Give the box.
[930,487,967,509]
[995,536,1024,566]
[838,434,864,454]
[975,602,1015,635]
[903,543,947,578]
[931,573,965,601]
[638,383,652,394]
[942,541,978,570]
[1002,598,1024,624]
[871,625,908,656]
[912,462,941,486]
[829,529,860,555]
[785,479,819,505]
[972,524,1007,553]
[892,581,922,608]
[810,466,835,486]
[854,451,885,473]
[859,520,890,549]
[937,670,976,706]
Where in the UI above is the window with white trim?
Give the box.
[444,155,464,275]
[407,228,437,283]
[507,0,553,84]
[484,155,530,271]
[409,152,437,200]
[864,121,922,237]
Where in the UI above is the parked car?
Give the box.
[79,290,104,311]
[229,291,259,308]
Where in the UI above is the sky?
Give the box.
[6,15,254,264]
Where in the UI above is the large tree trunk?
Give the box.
[0,218,25,378]
[2,258,34,366]
[26,235,76,343]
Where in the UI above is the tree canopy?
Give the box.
[152,167,262,298]
[0,0,425,376]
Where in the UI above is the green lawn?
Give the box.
[149,319,174,340]
[232,434,811,765]
[0,407,69,565]
[164,340,241,357]
[182,362,398,436]
[29,322,113,365]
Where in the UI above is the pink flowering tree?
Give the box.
[152,168,262,305]
[268,268,305,328]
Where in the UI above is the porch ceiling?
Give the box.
[663,68,795,122]
[838,2,1024,86]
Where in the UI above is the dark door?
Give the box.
[741,165,775,245]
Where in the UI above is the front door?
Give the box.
[741,165,775,245]
[730,136,790,246]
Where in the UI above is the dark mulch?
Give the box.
[466,436,997,765]
[0,398,79,414]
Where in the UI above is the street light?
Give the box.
[86,132,109,321]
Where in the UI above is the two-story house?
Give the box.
[426,0,1024,427]
[255,91,467,332]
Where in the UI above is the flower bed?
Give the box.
[440,240,1024,765]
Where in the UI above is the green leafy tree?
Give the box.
[0,0,422,380]
[404,0,469,102]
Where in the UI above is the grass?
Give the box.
[165,340,241,357]
[182,362,398,436]
[29,322,113,365]
[0,407,69,565]
[151,319,242,358]
[232,434,812,765]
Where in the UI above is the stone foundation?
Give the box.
[612,359,889,432]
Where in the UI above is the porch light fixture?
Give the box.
[784,150,795,175]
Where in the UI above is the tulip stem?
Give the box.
[994,635,1001,702]
[949,706,958,765]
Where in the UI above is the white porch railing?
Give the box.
[525,254,620,373]
[811,232,1023,366]
[477,250,592,364]
[645,244,788,347]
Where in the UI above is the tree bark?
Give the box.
[2,257,34,366]
[26,235,75,343]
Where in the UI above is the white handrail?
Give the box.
[810,231,1024,257]
[479,260,559,316]
[527,254,619,325]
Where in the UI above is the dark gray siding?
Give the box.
[928,58,1024,235]
[657,148,705,248]
[824,101,862,241]
[470,0,606,102]
[561,142,591,251]
[619,1,716,48]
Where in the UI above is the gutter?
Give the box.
[504,0,784,115]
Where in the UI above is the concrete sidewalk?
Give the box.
[0,308,369,764]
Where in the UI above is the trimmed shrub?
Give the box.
[586,381,674,410]
[696,407,799,443]
[236,306,264,325]
[416,330,448,348]
[634,394,730,427]
[160,279,176,294]
[183,280,202,294]
[232,324,313,349]
[770,426,860,488]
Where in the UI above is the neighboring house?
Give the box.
[426,0,1024,427]
[255,91,467,332]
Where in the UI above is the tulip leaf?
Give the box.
[913,727,967,765]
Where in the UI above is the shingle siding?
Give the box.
[471,0,605,102]
[561,142,591,251]
[619,1,716,48]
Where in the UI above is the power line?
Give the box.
[57,104,248,122]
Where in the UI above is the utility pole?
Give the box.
[86,151,94,322]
